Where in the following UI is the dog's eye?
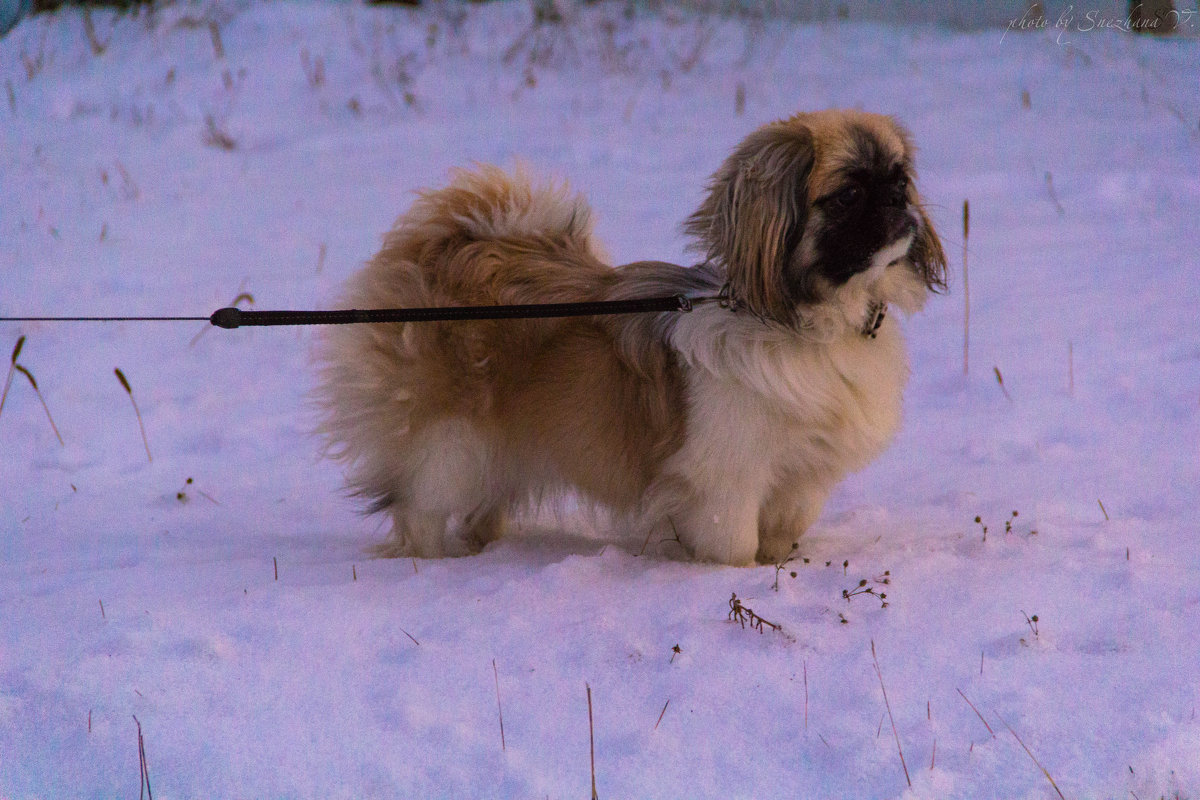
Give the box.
[828,185,863,211]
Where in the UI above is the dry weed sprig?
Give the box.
[1044,171,1064,215]
[114,161,140,201]
[492,659,506,752]
[0,335,25,421]
[115,368,151,462]
[871,640,911,789]
[994,366,1013,401]
[301,48,326,88]
[676,22,714,73]
[772,542,800,591]
[842,572,890,608]
[956,687,996,738]
[586,683,598,800]
[995,711,1067,800]
[974,515,988,541]
[1021,610,1040,640]
[727,593,781,634]
[803,659,809,730]
[962,199,970,376]
[20,23,48,80]
[176,477,220,505]
[653,699,669,731]
[15,364,64,445]
[133,715,153,800]
[203,115,237,150]
[207,20,225,59]
[82,7,109,55]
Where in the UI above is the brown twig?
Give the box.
[134,715,153,800]
[956,688,996,738]
[1045,172,1064,215]
[16,364,63,445]
[587,683,598,800]
[115,368,151,461]
[803,660,809,731]
[727,593,781,634]
[962,199,970,376]
[207,20,225,59]
[654,699,669,731]
[0,335,25,422]
[82,7,108,55]
[493,659,506,751]
[871,640,911,788]
[994,366,1013,402]
[996,711,1067,800]
[203,115,237,150]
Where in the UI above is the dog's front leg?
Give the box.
[756,475,834,564]
[673,489,764,566]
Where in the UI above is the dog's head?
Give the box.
[685,110,946,328]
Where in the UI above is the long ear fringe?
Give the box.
[683,127,814,325]
[911,201,948,293]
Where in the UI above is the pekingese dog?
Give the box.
[315,109,945,565]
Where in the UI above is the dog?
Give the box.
[315,109,945,565]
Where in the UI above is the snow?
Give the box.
[1,2,1198,798]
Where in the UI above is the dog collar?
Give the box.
[708,283,886,340]
[862,301,887,339]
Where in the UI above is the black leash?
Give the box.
[0,295,702,329]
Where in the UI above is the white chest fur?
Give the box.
[659,305,910,563]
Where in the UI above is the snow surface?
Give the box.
[1,2,1199,798]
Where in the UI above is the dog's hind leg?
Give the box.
[371,418,502,558]
[375,509,457,558]
[462,504,508,553]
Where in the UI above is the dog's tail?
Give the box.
[364,164,610,308]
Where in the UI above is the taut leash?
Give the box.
[1,295,703,329]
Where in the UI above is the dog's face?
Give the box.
[685,110,946,327]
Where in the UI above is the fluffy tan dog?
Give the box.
[315,110,945,565]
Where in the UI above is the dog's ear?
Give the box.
[685,126,814,324]
[909,199,947,292]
